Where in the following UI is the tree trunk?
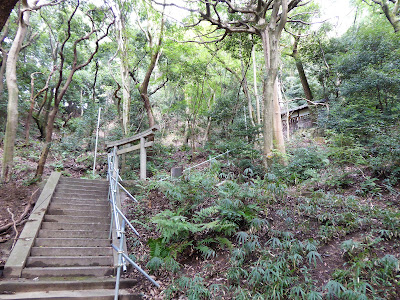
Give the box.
[292,36,313,101]
[25,72,42,144]
[273,79,286,159]
[141,92,155,127]
[0,20,9,98]
[35,106,58,178]
[239,46,255,127]
[33,90,50,139]
[252,45,261,125]
[261,28,283,168]
[116,12,131,136]
[121,61,130,135]
[34,3,114,180]
[1,4,32,182]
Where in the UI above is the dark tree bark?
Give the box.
[0,0,19,32]
[291,36,313,101]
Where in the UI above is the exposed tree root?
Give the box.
[0,188,39,242]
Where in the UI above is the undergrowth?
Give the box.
[126,134,400,299]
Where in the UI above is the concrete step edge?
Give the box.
[21,266,115,278]
[58,178,107,183]
[30,246,113,256]
[0,278,137,293]
[49,203,109,208]
[54,190,108,196]
[0,288,141,299]
[26,256,113,267]
[44,215,109,222]
[46,209,110,216]
[51,197,109,202]
[40,222,110,230]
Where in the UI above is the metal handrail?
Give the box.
[107,146,159,300]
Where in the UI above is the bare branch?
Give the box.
[21,32,39,50]
[31,0,65,11]
[149,78,168,96]
[284,27,311,37]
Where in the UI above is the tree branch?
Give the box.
[149,78,168,96]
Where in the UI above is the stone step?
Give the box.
[0,289,140,300]
[58,177,108,185]
[51,195,108,203]
[34,238,110,247]
[41,222,109,231]
[55,188,108,197]
[21,266,114,278]
[57,180,108,189]
[30,246,113,257]
[26,256,112,267]
[46,208,109,217]
[49,202,109,211]
[54,192,108,202]
[38,229,109,239]
[0,278,137,293]
[57,181,108,187]
[44,215,109,224]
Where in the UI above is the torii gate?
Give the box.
[106,125,159,180]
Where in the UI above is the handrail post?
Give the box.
[140,137,146,180]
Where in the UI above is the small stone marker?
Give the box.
[171,166,183,178]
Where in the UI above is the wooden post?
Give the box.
[140,137,146,180]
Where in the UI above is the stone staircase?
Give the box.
[1,174,140,299]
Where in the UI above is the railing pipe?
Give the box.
[110,176,138,203]
[108,144,158,296]
[111,244,160,288]
[113,205,140,237]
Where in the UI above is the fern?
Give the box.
[307,290,322,300]
[146,256,163,273]
[163,256,181,273]
[195,245,216,259]
[193,206,219,222]
[215,236,233,249]
[267,237,282,249]
[250,217,268,231]
[152,210,201,243]
[236,231,249,245]
[307,251,322,267]
[325,280,346,299]
[148,238,170,258]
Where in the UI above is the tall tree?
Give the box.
[193,0,310,166]
[35,2,114,179]
[162,0,310,166]
[1,0,39,182]
[112,1,132,135]
[129,3,166,128]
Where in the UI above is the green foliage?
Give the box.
[165,275,223,300]
[274,145,329,183]
[152,210,202,243]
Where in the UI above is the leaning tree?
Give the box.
[161,0,311,167]
[362,0,400,33]
[34,1,114,179]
